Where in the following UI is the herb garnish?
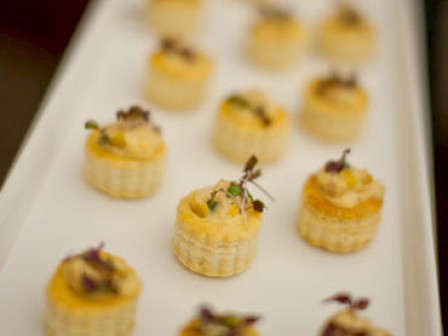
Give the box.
[65,243,120,295]
[227,95,272,127]
[259,4,291,21]
[84,105,160,146]
[161,37,196,61]
[206,155,273,227]
[338,5,362,26]
[317,73,357,95]
[324,149,351,173]
[323,292,370,312]
[197,306,261,336]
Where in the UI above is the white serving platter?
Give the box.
[0,0,441,335]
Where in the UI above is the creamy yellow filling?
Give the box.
[62,252,140,298]
[101,124,163,160]
[190,180,247,224]
[328,310,391,336]
[316,168,384,208]
[221,90,286,128]
[151,51,213,80]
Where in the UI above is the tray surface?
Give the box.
[0,0,440,335]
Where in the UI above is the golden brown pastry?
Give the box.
[146,0,203,37]
[145,38,213,111]
[84,106,166,199]
[247,5,306,69]
[317,5,375,64]
[213,90,290,163]
[300,73,368,142]
[297,149,385,253]
[45,243,142,336]
[173,156,272,277]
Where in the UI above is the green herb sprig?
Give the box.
[206,155,273,228]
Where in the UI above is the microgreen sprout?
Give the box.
[323,293,370,312]
[116,105,149,123]
[84,106,160,146]
[198,306,261,336]
[325,149,351,173]
[206,155,273,228]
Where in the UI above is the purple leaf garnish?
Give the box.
[116,105,150,123]
[200,306,215,322]
[352,298,370,311]
[324,293,352,305]
[324,293,371,312]
[252,200,265,213]
[325,149,351,173]
[82,274,98,293]
[242,316,261,326]
[198,306,260,336]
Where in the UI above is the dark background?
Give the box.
[0,0,446,333]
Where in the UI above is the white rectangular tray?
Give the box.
[0,0,441,335]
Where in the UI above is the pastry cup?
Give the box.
[172,187,262,277]
[300,80,368,142]
[84,130,167,199]
[297,175,383,253]
[146,0,203,37]
[320,309,391,336]
[145,52,213,111]
[317,15,375,64]
[213,98,290,164]
[45,255,141,336]
[180,319,260,336]
[247,19,306,69]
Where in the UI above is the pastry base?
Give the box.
[45,263,140,336]
[213,114,289,164]
[318,22,374,64]
[297,203,381,253]
[84,142,166,199]
[172,226,259,277]
[300,107,365,143]
[247,39,304,70]
[146,0,201,37]
[146,66,208,111]
[45,301,137,336]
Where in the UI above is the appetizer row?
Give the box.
[83,109,384,258]
[145,39,368,143]
[145,1,376,66]
[45,244,391,335]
